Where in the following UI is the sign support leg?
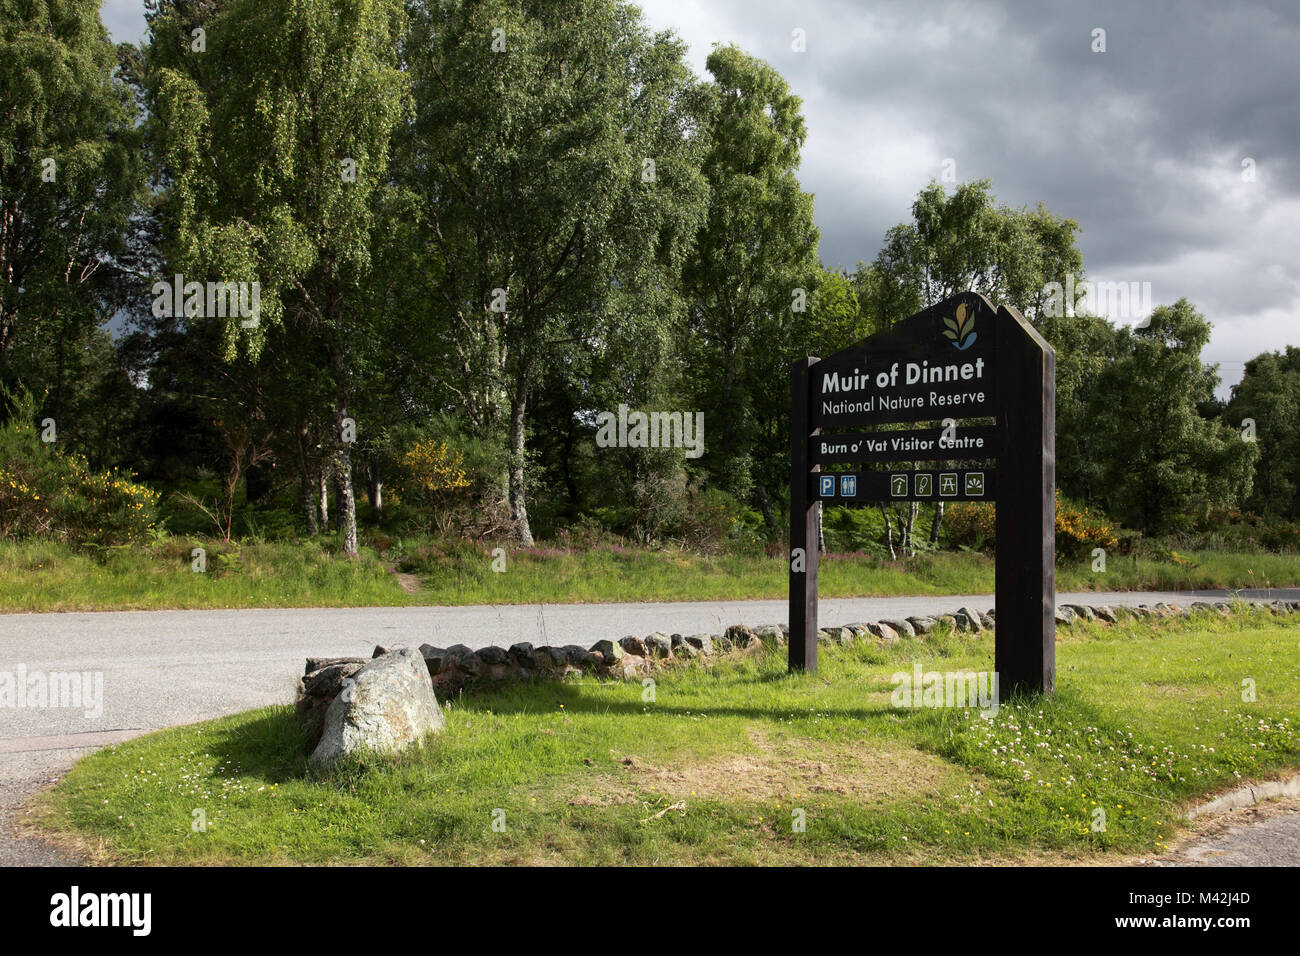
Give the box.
[994,305,1056,695]
[789,357,819,673]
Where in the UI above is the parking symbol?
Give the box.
[890,474,909,497]
[820,475,836,497]
[840,475,857,497]
[965,472,985,497]
[939,473,958,497]
[914,473,933,497]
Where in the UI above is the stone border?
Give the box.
[1187,772,1300,819]
[297,598,1300,711]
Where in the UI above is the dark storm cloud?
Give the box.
[633,0,1300,386]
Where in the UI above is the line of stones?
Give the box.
[299,598,1300,707]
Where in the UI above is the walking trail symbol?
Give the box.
[788,291,1057,695]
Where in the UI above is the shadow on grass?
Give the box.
[201,707,312,785]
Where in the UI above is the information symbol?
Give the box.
[891,475,908,497]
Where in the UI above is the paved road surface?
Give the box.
[2,587,1297,865]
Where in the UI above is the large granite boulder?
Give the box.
[310,648,446,765]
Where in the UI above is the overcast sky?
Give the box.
[100,0,1298,396]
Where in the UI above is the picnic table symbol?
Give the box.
[964,472,985,496]
[939,473,959,496]
[890,474,909,497]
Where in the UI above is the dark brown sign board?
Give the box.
[789,292,1056,695]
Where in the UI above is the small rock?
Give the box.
[619,635,647,656]
[418,644,448,674]
[956,606,984,632]
[685,634,715,654]
[907,616,936,636]
[476,645,510,666]
[865,621,898,645]
[447,644,482,676]
[305,656,366,675]
[675,641,699,660]
[644,634,672,658]
[509,642,539,669]
[725,624,760,648]
[563,645,597,668]
[301,662,363,698]
[880,618,915,639]
[590,639,624,662]
[1093,605,1118,624]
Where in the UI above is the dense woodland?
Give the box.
[3,0,1298,564]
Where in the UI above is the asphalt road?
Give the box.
[2,587,1297,866]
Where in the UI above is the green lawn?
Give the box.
[2,536,1297,612]
[33,608,1300,865]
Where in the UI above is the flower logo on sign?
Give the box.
[943,302,977,351]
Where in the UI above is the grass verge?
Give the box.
[2,537,1297,612]
[31,607,1300,865]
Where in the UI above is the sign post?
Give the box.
[788,292,1056,695]
[789,356,820,674]
[994,304,1056,694]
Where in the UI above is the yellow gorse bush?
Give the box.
[0,407,159,546]
[940,491,1118,560]
[398,440,471,493]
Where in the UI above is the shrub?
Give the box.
[942,501,996,552]
[941,493,1118,561]
[0,390,159,547]
[389,416,511,538]
[1055,491,1117,560]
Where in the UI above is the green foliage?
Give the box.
[871,179,1082,326]
[683,44,820,513]
[1083,300,1257,534]
[1224,346,1300,519]
[0,0,143,438]
[0,389,158,546]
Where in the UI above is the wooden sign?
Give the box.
[789,292,1056,695]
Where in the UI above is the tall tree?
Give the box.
[142,0,410,554]
[1091,299,1256,534]
[683,44,820,517]
[0,0,141,415]
[870,179,1083,544]
[399,0,709,544]
[1224,347,1300,519]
